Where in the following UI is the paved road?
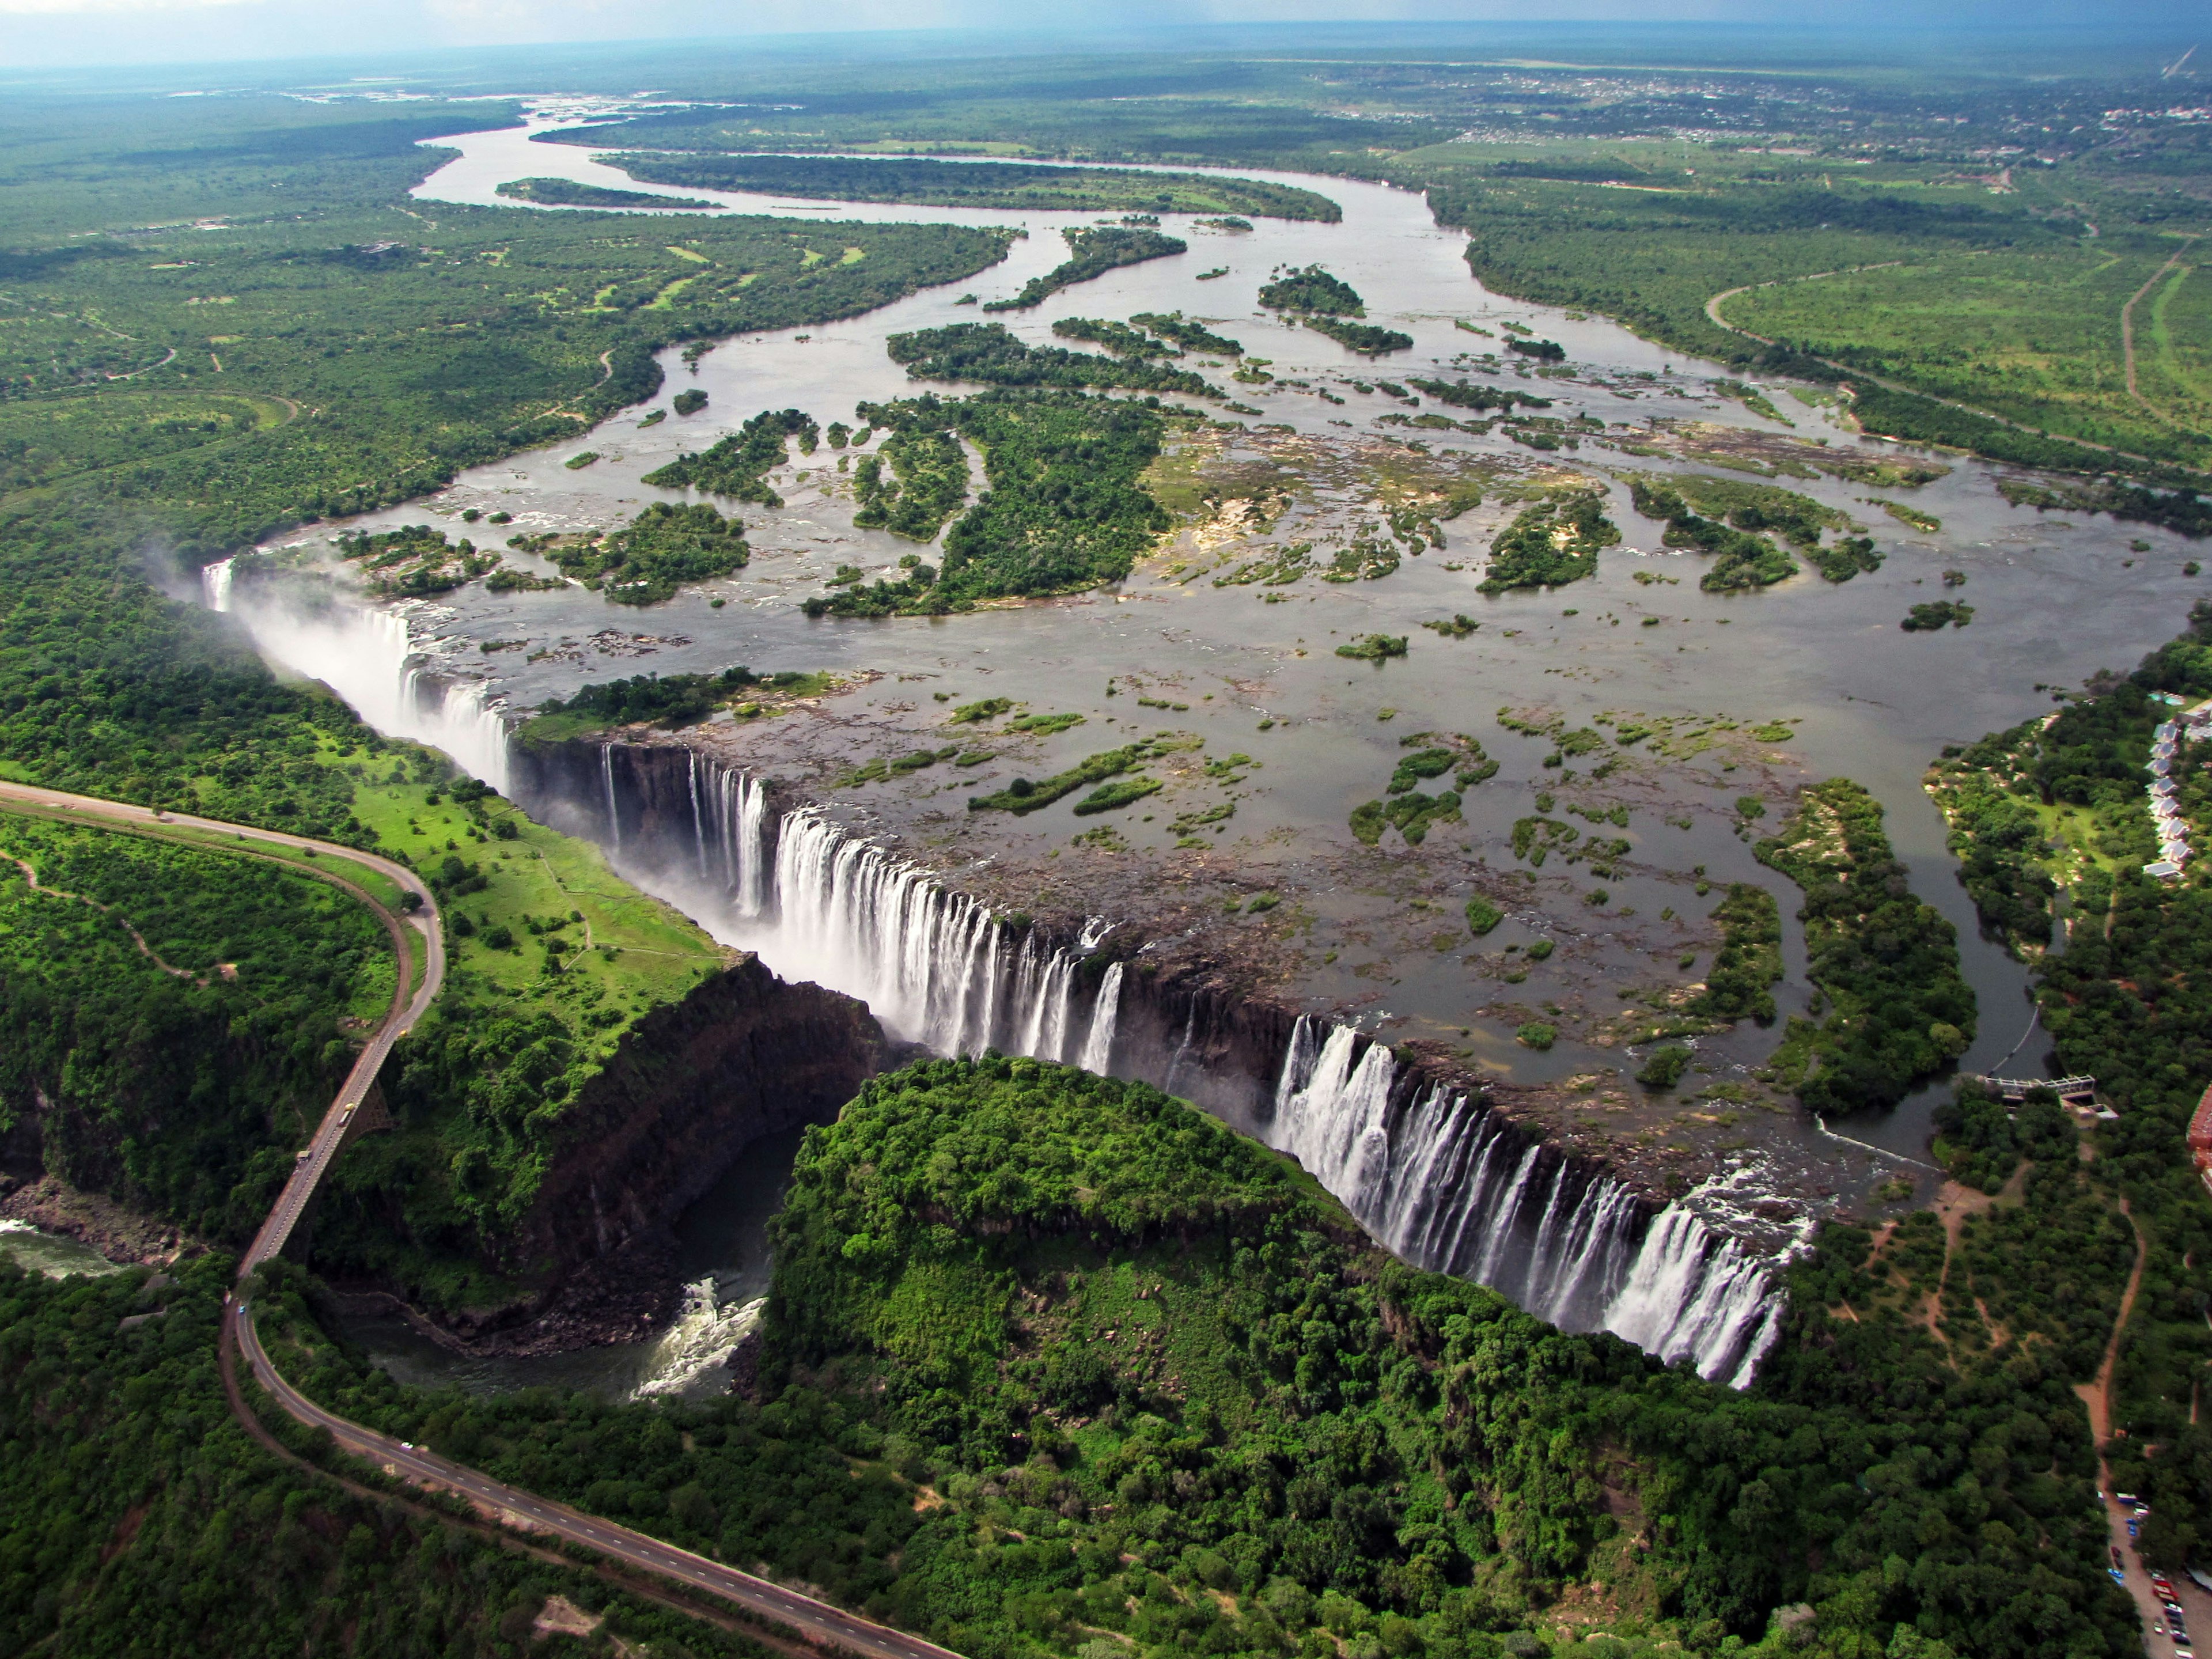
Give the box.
[229,1302,961,1659]
[0,781,445,1271]
[0,782,961,1658]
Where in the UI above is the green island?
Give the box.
[597,153,1341,221]
[1627,474,1880,589]
[522,501,752,604]
[641,406,820,503]
[1257,266,1365,316]
[1902,601,1976,632]
[1754,779,1977,1114]
[1130,311,1245,355]
[985,227,1188,312]
[493,176,721,210]
[806,390,1179,615]
[1478,486,1621,593]
[889,321,1219,397]
[1054,317,1184,358]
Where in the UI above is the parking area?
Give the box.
[2107,1488,2208,1658]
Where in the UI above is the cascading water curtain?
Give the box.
[1267,1016,1785,1387]
[670,771,1123,1071]
[209,579,510,792]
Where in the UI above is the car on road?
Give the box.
[2116,1547,2128,1573]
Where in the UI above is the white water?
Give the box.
[201,557,234,613]
[628,1282,764,1401]
[1079,961,1124,1075]
[1267,1015,1786,1385]
[0,1218,126,1278]
[218,585,512,793]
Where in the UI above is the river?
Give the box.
[215,100,2198,1395]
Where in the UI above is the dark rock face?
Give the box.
[368,956,886,1355]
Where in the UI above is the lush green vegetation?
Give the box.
[1302,317,1414,357]
[527,666,766,733]
[601,153,1339,220]
[984,228,1187,313]
[1334,633,1408,661]
[1350,789,1462,847]
[808,391,1176,616]
[968,743,1161,816]
[854,419,973,541]
[494,176,720,210]
[0,812,391,1244]
[1914,608,2212,1563]
[1902,601,1975,632]
[1630,473,1883,588]
[1627,478,1794,592]
[1478,487,1620,593]
[1257,266,1364,317]
[0,1255,760,1659]
[642,407,819,505]
[334,522,499,598]
[533,502,751,604]
[1691,882,1783,1024]
[0,142,1006,541]
[888,322,1217,397]
[1406,379,1550,415]
[1054,317,1181,358]
[1130,312,1243,356]
[1756,779,1976,1114]
[266,1055,2146,1659]
[315,774,726,1305]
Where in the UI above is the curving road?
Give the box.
[230,1307,961,1659]
[0,781,446,1271]
[0,781,962,1659]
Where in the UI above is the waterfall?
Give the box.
[204,571,1800,1391]
[755,805,1093,1059]
[202,557,234,612]
[1256,1014,1786,1387]
[211,588,511,792]
[600,745,622,852]
[1603,1197,1790,1387]
[1078,963,1124,1075]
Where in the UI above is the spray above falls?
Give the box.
[209,573,512,793]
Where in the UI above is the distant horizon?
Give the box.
[0,8,2202,79]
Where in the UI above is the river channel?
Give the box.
[219,101,2202,1395]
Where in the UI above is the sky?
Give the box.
[0,0,2198,72]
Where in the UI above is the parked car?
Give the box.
[2115,1547,2128,1572]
